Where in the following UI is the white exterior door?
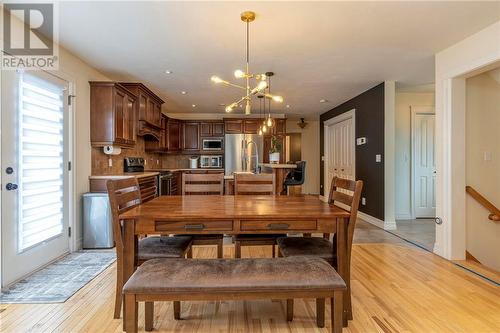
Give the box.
[1,70,71,287]
[413,112,436,218]
[325,112,355,197]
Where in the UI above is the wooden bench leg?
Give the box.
[145,302,154,331]
[186,247,193,259]
[173,301,181,320]
[124,294,138,333]
[316,298,325,328]
[235,240,241,258]
[286,299,294,321]
[217,238,224,258]
[331,291,343,333]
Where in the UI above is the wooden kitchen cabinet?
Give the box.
[167,119,181,151]
[182,122,200,151]
[90,82,136,148]
[244,119,260,134]
[273,118,287,135]
[145,114,168,152]
[120,82,164,137]
[224,119,243,134]
[200,121,224,137]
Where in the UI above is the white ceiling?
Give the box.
[58,1,499,116]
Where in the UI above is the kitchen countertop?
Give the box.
[260,163,297,169]
[89,172,160,180]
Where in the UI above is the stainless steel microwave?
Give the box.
[202,138,223,151]
[200,155,223,168]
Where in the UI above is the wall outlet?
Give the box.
[361,197,366,205]
[156,159,160,165]
[144,159,147,165]
[376,154,382,162]
[356,137,367,145]
[108,158,112,167]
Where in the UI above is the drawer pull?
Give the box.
[184,224,205,230]
[267,223,290,230]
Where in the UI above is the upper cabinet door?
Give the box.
[243,119,260,134]
[273,119,286,135]
[183,122,200,151]
[200,122,212,136]
[225,119,243,134]
[212,122,224,136]
[167,120,181,151]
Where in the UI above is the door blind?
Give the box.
[18,73,65,251]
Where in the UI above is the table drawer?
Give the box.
[155,220,233,232]
[240,219,317,231]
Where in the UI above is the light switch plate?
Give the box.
[362,197,366,205]
[376,154,382,162]
[108,158,112,167]
[356,137,367,145]
[484,151,492,161]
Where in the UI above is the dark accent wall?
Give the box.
[320,83,385,220]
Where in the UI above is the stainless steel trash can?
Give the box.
[82,193,114,249]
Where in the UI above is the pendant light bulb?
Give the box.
[211,76,223,84]
[262,125,267,133]
[267,116,272,127]
[272,95,284,103]
[234,69,245,78]
[258,128,263,136]
[257,80,268,91]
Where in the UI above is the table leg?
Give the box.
[122,219,137,331]
[335,217,349,327]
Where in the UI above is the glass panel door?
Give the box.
[1,69,70,287]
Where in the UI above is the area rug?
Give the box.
[0,250,116,304]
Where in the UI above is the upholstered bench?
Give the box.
[122,256,346,333]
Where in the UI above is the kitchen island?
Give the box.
[260,163,297,195]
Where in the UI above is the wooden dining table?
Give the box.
[119,195,352,326]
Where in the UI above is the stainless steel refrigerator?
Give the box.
[225,134,264,176]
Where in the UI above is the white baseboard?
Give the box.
[395,213,413,220]
[319,195,327,203]
[74,237,83,252]
[357,211,385,229]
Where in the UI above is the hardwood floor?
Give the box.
[1,238,499,333]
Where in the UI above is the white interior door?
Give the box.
[1,70,70,287]
[413,112,436,218]
[325,112,355,197]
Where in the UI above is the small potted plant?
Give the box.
[269,136,282,163]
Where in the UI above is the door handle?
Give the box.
[267,223,290,230]
[6,183,18,191]
[184,224,205,230]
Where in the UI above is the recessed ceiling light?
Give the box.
[286,104,290,108]
[165,70,173,74]
[320,99,328,103]
[181,91,187,95]
[192,104,196,108]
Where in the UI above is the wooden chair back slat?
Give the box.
[182,173,224,195]
[328,176,363,263]
[107,178,142,252]
[234,173,275,195]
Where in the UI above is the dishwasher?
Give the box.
[82,192,114,249]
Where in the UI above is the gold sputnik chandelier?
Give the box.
[210,11,283,115]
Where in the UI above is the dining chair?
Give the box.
[233,172,286,258]
[178,173,225,258]
[283,161,306,194]
[107,178,193,319]
[277,176,363,323]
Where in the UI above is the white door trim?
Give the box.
[410,106,435,219]
[435,22,500,260]
[323,109,356,200]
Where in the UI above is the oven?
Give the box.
[202,138,223,151]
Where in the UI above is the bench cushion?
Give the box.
[277,237,334,261]
[138,236,192,261]
[123,256,345,294]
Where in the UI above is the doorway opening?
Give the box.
[393,86,436,251]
